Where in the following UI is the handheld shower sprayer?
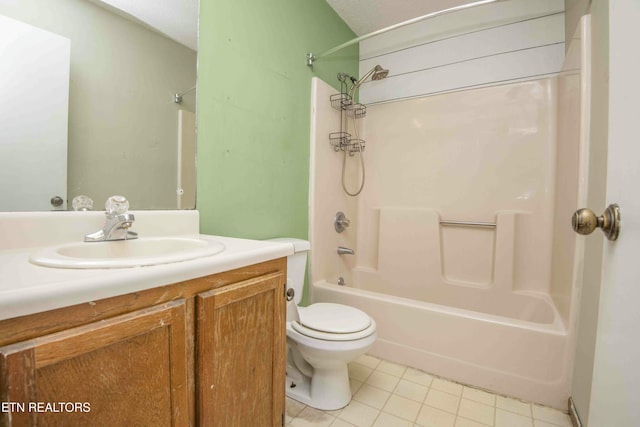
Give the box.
[333,65,389,197]
[348,65,389,99]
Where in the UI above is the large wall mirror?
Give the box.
[0,0,198,211]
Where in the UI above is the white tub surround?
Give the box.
[0,210,294,321]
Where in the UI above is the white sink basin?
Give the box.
[29,236,225,269]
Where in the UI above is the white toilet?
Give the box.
[272,238,377,411]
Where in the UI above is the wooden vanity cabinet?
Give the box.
[0,258,287,427]
[197,272,286,427]
[0,300,189,426]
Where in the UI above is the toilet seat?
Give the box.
[292,303,376,341]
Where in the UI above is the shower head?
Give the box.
[349,65,389,98]
[371,65,389,80]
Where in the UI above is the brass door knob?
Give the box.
[571,203,620,241]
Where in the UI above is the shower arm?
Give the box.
[348,67,376,99]
[306,0,506,67]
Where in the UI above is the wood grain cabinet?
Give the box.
[0,258,287,427]
[197,272,286,427]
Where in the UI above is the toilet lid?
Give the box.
[297,303,372,334]
[291,318,376,341]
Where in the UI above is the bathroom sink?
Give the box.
[29,237,225,269]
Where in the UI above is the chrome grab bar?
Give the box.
[439,220,496,228]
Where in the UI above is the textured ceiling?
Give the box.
[92,1,487,52]
[324,0,481,35]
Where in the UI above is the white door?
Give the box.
[0,15,70,211]
[586,1,640,425]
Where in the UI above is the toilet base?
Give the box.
[285,360,352,410]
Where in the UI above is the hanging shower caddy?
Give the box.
[329,78,366,155]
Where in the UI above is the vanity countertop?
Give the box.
[0,211,295,321]
[0,234,293,321]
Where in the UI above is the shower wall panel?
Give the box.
[359,0,565,104]
[357,79,557,294]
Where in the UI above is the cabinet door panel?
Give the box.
[0,300,189,427]
[197,272,285,427]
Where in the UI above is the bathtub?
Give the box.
[312,278,571,408]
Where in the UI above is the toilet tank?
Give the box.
[267,238,310,305]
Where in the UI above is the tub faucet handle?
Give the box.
[335,211,351,233]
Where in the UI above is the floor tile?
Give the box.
[286,397,307,423]
[532,405,572,427]
[350,378,364,395]
[424,389,461,414]
[372,411,414,427]
[337,400,380,427]
[382,394,421,422]
[534,420,568,427]
[495,408,533,427]
[353,384,391,409]
[462,386,496,406]
[431,378,464,396]
[365,370,400,392]
[454,417,490,427]
[355,354,381,369]
[348,363,373,382]
[457,398,495,425]
[376,360,407,377]
[416,405,456,427]
[288,355,569,427]
[290,406,335,427]
[330,419,356,427]
[402,367,434,387]
[496,395,531,417]
[394,379,429,403]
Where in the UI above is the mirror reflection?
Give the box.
[0,0,198,211]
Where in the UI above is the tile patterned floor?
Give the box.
[285,355,573,427]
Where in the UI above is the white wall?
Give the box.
[358,0,565,104]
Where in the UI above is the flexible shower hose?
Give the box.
[341,112,365,196]
[341,149,365,196]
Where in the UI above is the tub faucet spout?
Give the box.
[337,246,355,255]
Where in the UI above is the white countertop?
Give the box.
[0,234,293,321]
[0,211,295,321]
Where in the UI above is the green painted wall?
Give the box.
[196,0,357,240]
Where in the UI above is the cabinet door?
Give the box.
[197,272,286,427]
[0,299,189,427]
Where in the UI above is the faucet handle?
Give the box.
[105,195,129,216]
[335,211,351,233]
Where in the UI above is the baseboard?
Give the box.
[568,397,583,427]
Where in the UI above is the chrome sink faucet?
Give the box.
[84,196,138,242]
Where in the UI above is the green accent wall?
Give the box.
[196,0,358,240]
